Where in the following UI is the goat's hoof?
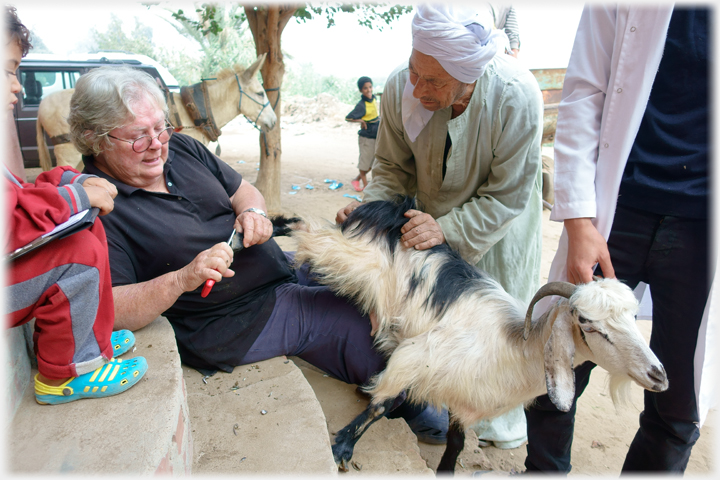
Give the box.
[332,443,354,472]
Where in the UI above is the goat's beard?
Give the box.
[607,373,634,409]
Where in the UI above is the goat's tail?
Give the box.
[37,119,53,172]
[270,215,303,237]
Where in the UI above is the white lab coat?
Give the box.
[540,4,717,427]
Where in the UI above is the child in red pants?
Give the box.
[4,6,146,405]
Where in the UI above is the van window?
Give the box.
[20,69,81,106]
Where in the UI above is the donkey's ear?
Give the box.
[242,53,267,82]
[543,304,576,412]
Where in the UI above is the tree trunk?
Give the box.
[244,5,297,213]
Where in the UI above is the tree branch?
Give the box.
[278,4,300,33]
[243,6,259,48]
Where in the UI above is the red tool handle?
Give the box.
[201,278,216,298]
[200,229,236,298]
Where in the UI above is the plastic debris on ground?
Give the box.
[329,182,343,190]
[237,160,245,164]
[305,184,314,190]
[291,185,300,190]
[343,193,362,202]
[288,191,297,195]
[324,179,336,183]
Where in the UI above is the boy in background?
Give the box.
[345,76,380,192]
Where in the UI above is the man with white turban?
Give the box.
[337,4,543,447]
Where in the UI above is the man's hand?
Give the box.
[234,210,273,248]
[336,200,361,224]
[82,177,118,198]
[360,120,367,130]
[82,177,118,216]
[83,185,115,215]
[401,210,445,250]
[175,242,235,292]
[564,217,615,284]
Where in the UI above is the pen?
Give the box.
[200,228,236,298]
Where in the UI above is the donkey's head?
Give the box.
[211,53,276,132]
[235,53,276,131]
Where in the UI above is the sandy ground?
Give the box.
[214,114,716,475]
[25,108,715,475]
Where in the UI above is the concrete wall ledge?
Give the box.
[8,316,192,475]
[184,355,337,475]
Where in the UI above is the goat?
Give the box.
[288,195,668,474]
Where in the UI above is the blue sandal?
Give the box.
[35,356,148,405]
[111,330,135,357]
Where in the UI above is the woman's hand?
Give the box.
[234,210,273,248]
[175,242,235,292]
[400,209,445,250]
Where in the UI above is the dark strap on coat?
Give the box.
[180,82,222,142]
[50,134,72,146]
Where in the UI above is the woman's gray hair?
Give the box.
[68,65,168,156]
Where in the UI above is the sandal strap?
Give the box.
[34,374,74,397]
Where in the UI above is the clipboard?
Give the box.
[6,208,100,262]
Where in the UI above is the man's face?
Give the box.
[407,49,466,112]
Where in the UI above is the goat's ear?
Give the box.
[543,305,576,412]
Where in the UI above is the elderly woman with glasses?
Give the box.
[67,65,444,435]
[67,64,386,380]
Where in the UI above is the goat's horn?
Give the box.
[523,282,577,340]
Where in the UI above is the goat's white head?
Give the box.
[525,278,668,412]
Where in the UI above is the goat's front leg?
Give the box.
[332,398,395,472]
[436,417,464,474]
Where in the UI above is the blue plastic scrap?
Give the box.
[305,184,314,190]
[291,185,300,190]
[324,179,336,183]
[343,194,362,202]
[329,182,343,190]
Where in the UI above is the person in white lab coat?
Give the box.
[524,5,715,473]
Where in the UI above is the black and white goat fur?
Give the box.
[288,196,668,474]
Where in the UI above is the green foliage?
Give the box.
[28,30,52,54]
[282,62,385,104]
[90,14,156,58]
[171,4,245,37]
[294,3,413,30]
[89,3,407,96]
[160,4,256,83]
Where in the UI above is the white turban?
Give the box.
[412,4,509,83]
[401,5,510,141]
